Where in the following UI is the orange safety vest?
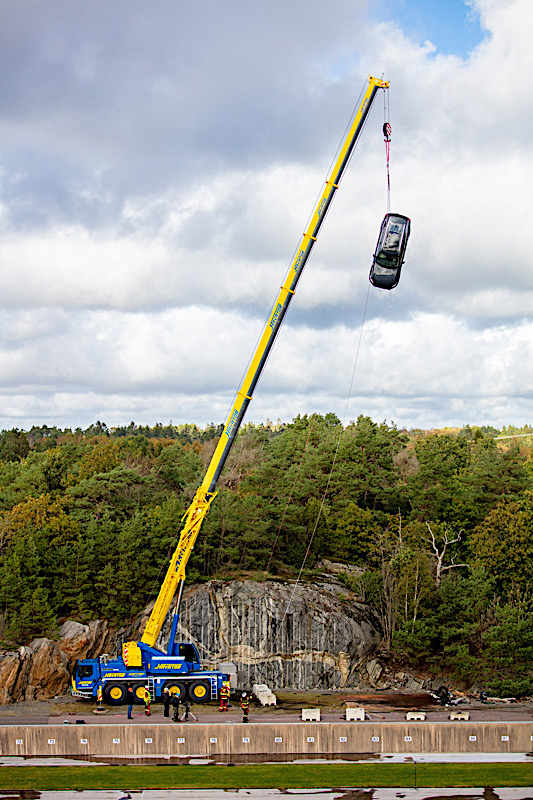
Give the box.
[220,684,230,699]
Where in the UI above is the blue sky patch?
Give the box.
[374,0,485,57]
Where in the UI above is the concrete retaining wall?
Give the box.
[1,722,532,757]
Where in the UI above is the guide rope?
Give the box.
[282,282,372,624]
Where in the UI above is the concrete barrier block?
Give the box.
[257,691,277,706]
[301,708,320,721]
[346,706,365,721]
[405,711,426,721]
[449,710,470,721]
[252,684,269,695]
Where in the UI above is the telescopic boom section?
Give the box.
[140,76,388,649]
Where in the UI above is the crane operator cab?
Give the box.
[369,212,411,290]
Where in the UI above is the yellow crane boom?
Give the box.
[138,75,389,653]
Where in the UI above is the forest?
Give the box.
[0,416,531,696]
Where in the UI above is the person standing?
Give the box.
[240,692,250,723]
[126,683,135,720]
[143,686,151,716]
[219,681,230,712]
[172,692,181,722]
[163,687,171,718]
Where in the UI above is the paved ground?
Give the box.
[0,696,531,727]
[1,752,533,766]
[3,788,533,799]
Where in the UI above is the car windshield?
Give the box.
[373,261,396,274]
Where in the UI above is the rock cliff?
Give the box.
[0,576,382,703]
[157,579,381,690]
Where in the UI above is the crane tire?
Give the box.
[132,682,146,705]
[189,680,211,703]
[103,682,127,705]
[163,680,187,700]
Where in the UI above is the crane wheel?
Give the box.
[103,682,127,705]
[163,680,187,700]
[189,680,211,703]
[132,682,147,705]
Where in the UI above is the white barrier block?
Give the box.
[449,710,470,721]
[346,706,365,721]
[257,690,277,706]
[405,711,426,721]
[301,708,320,721]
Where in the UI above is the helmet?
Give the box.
[242,692,247,697]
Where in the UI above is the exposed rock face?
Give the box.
[0,577,382,702]
[0,619,109,704]
[157,579,381,690]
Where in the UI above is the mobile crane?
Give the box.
[71,75,389,706]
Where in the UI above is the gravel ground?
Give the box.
[0,691,531,724]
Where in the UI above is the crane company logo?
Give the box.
[317,197,327,217]
[270,303,282,330]
[154,663,182,670]
[225,409,239,438]
[293,249,305,272]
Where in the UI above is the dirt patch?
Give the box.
[339,692,440,711]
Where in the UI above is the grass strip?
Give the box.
[0,762,531,791]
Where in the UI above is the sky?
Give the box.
[0,0,532,433]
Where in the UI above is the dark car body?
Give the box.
[369,212,411,290]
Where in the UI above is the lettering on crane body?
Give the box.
[293,249,305,272]
[225,408,239,438]
[317,197,327,217]
[270,303,282,330]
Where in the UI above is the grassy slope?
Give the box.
[0,762,532,791]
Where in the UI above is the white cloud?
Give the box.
[0,0,532,431]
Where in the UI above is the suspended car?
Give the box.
[369,212,411,290]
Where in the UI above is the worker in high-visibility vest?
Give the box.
[240,692,250,723]
[143,686,151,716]
[219,681,230,712]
